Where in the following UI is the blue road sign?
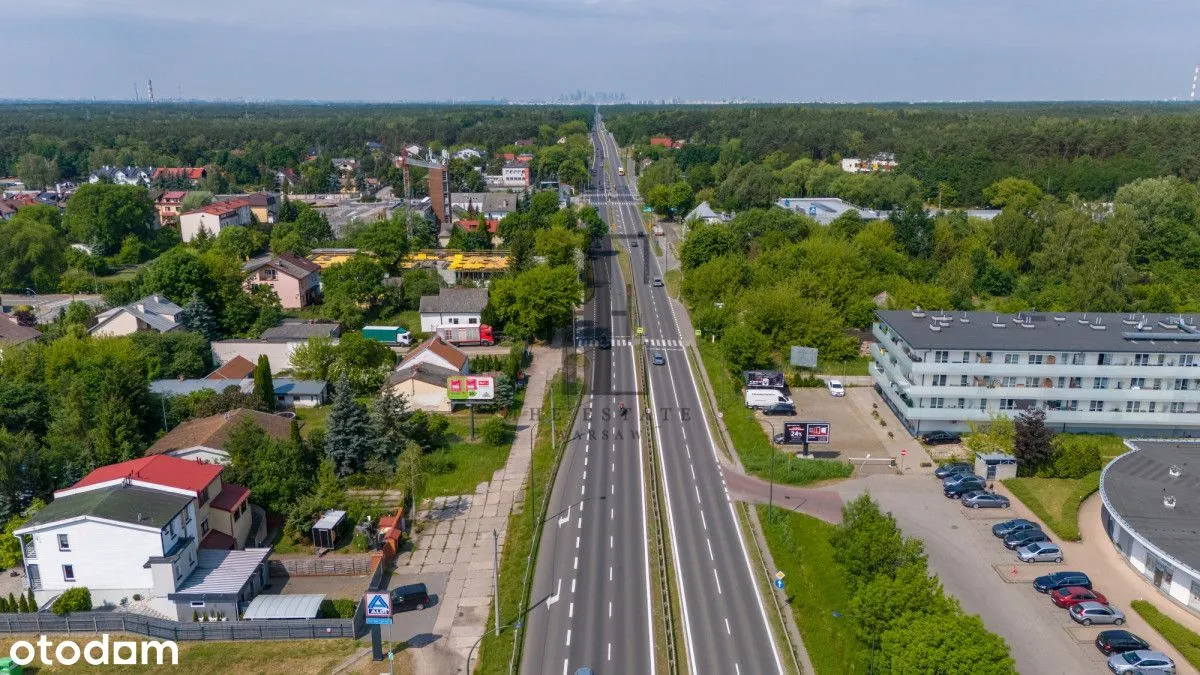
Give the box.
[364,592,393,625]
[773,578,785,590]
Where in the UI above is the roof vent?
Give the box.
[1020,321,1036,329]
[911,306,925,318]
[929,324,942,332]
[1164,495,1177,510]
[1078,313,1090,325]
[1090,318,1107,331]
[1122,313,1139,326]
[1053,316,1066,322]
[959,313,970,324]
[991,316,1006,328]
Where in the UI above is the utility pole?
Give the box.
[492,528,501,637]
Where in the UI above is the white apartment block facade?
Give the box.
[870,310,1200,436]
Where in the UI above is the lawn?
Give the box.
[697,341,853,485]
[1002,472,1100,541]
[1130,600,1200,670]
[423,409,515,498]
[817,357,870,377]
[663,268,681,299]
[293,405,331,438]
[757,506,872,674]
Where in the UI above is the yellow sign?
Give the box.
[636,326,644,335]
[775,571,786,581]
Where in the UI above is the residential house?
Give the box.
[88,166,154,186]
[155,190,188,223]
[243,253,321,309]
[152,167,207,186]
[211,321,341,374]
[382,362,460,411]
[684,201,732,224]
[453,148,483,160]
[840,154,897,174]
[775,197,882,226]
[243,192,279,224]
[145,409,294,464]
[398,336,469,374]
[332,158,359,173]
[498,152,516,162]
[179,198,252,242]
[90,295,183,337]
[365,141,385,152]
[418,288,489,332]
[206,355,256,380]
[449,193,517,225]
[151,378,329,409]
[260,321,341,341]
[516,153,534,164]
[0,200,16,220]
[513,139,534,147]
[274,168,301,188]
[404,144,424,158]
[0,314,41,356]
[14,455,268,620]
[649,136,673,148]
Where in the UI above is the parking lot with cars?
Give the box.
[750,383,887,461]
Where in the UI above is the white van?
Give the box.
[744,388,793,409]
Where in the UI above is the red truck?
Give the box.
[435,324,495,346]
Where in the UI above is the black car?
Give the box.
[1033,571,1092,593]
[992,518,1040,538]
[598,335,612,350]
[762,402,796,416]
[943,477,986,497]
[921,430,962,445]
[934,462,973,479]
[1003,529,1050,550]
[391,583,430,612]
[1095,629,1150,656]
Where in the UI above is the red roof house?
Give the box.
[62,455,223,498]
[650,136,673,148]
[153,167,207,183]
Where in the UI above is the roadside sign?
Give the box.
[364,592,392,625]
[775,571,785,580]
[447,375,495,401]
[636,326,644,335]
[773,578,785,590]
[643,206,652,213]
[900,449,908,457]
[790,346,819,369]
[782,421,831,445]
[695,329,701,337]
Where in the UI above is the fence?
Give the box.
[268,556,372,577]
[0,612,357,641]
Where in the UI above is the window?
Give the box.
[957,398,965,409]
[1125,401,1142,413]
[449,318,460,325]
[931,375,947,386]
[1097,353,1112,365]
[1004,354,1019,365]
[261,268,277,281]
[468,317,478,324]
[960,375,969,386]
[961,351,969,363]
[1130,378,1145,389]
[57,534,69,551]
[190,601,206,608]
[201,519,209,535]
[934,350,949,364]
[1025,377,1039,387]
[1071,353,1085,365]
[62,565,75,582]
[1056,377,1065,388]
[1148,402,1157,413]
[1001,377,1016,387]
[1153,379,1162,390]
[1182,355,1196,367]
[1068,377,1081,388]
[1171,402,1186,413]
[1028,354,1044,365]
[999,399,1016,411]
[1093,377,1109,390]
[929,398,944,409]
[1067,400,1078,411]
[198,489,209,507]
[1175,379,1190,391]
[1134,353,1150,366]
[1090,401,1104,412]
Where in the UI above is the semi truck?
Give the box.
[362,325,412,346]
[436,324,495,346]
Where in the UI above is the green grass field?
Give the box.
[1130,600,1200,670]
[423,410,515,498]
[1003,473,1100,541]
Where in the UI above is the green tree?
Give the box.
[849,562,951,644]
[180,292,219,340]
[348,216,410,269]
[488,265,582,339]
[290,336,338,381]
[252,355,276,412]
[830,494,926,593]
[0,499,44,569]
[534,226,583,267]
[15,154,60,190]
[50,587,92,616]
[719,323,772,371]
[0,216,67,291]
[63,183,155,255]
[137,247,218,307]
[179,191,215,213]
[324,373,374,476]
[212,225,266,260]
[1013,408,1055,476]
[876,610,1016,675]
[479,417,512,446]
[394,440,427,512]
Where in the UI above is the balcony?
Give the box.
[22,540,35,561]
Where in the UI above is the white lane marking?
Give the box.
[574,557,579,571]
[713,568,723,594]
[563,659,568,675]
[565,629,571,647]
[611,507,615,520]
[581,484,586,496]
[611,484,615,495]
[612,462,616,472]
[609,601,613,617]
[547,579,562,608]
[583,470,587,481]
[707,538,714,561]
[576,536,581,549]
[609,566,613,581]
[690,464,696,480]
[584,456,588,467]
[608,643,613,661]
[572,578,577,593]
[610,535,614,549]
[569,602,574,618]
[735,663,741,675]
[694,485,701,503]
[577,517,582,529]
[701,512,707,530]
[725,617,732,635]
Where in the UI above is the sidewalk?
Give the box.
[399,343,562,673]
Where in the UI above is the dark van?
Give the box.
[391,583,430,612]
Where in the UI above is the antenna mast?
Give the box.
[147,79,156,106]
[1192,65,1199,101]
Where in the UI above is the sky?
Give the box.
[3,0,1199,102]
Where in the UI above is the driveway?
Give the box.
[832,474,1105,675]
[381,570,447,646]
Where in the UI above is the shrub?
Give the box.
[480,418,513,447]
[787,372,826,388]
[1046,436,1102,479]
[192,610,199,622]
[318,598,358,619]
[424,451,455,475]
[16,594,28,613]
[51,587,92,616]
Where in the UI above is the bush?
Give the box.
[1046,436,1102,479]
[1130,599,1200,670]
[424,451,456,475]
[480,417,513,447]
[318,598,358,619]
[51,587,92,615]
[787,372,826,388]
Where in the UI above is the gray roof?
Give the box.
[150,378,327,398]
[450,192,518,214]
[260,321,341,340]
[0,314,41,346]
[419,288,488,315]
[313,509,346,531]
[273,379,329,397]
[92,294,183,334]
[877,310,1200,354]
[775,197,882,224]
[17,485,191,532]
[243,254,320,280]
[386,362,460,388]
[1102,440,1200,574]
[684,201,726,222]
[171,548,272,597]
[242,593,326,620]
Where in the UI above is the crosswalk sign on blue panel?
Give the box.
[364,592,393,625]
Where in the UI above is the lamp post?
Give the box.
[765,420,777,520]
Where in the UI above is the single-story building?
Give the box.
[144,409,296,464]
[90,295,184,337]
[242,593,326,620]
[151,377,330,411]
[399,336,469,374]
[381,362,460,412]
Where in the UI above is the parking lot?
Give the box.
[832,474,1112,675]
[753,384,886,461]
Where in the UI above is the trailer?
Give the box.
[362,325,412,346]
[436,324,495,346]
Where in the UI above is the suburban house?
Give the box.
[179,198,252,242]
[88,166,153,186]
[684,201,732,224]
[153,167,207,186]
[275,169,300,188]
[155,190,188,223]
[649,136,673,148]
[382,362,460,412]
[206,355,256,380]
[453,148,483,160]
[514,139,534,147]
[419,287,489,332]
[449,193,517,225]
[151,377,330,409]
[840,154,897,173]
[14,455,269,620]
[243,253,322,309]
[211,321,341,374]
[398,335,469,374]
[501,162,531,187]
[145,409,295,464]
[243,192,279,224]
[0,314,41,353]
[90,295,183,337]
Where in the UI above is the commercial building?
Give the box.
[501,162,531,188]
[775,197,882,225]
[1100,439,1200,616]
[870,309,1200,436]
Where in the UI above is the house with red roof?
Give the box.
[152,167,207,186]
[155,190,188,223]
[178,197,253,242]
[650,136,673,148]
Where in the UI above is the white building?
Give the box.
[453,148,483,160]
[179,198,253,243]
[210,321,341,374]
[90,294,183,337]
[418,288,488,332]
[1100,439,1200,616]
[501,162,531,188]
[398,336,469,375]
[775,197,882,226]
[840,154,897,173]
[683,201,731,224]
[871,309,1200,436]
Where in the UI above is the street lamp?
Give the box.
[764,420,777,520]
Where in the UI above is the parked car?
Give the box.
[934,462,973,479]
[992,518,1039,538]
[1069,601,1125,626]
[1051,586,1108,608]
[827,379,845,397]
[773,432,785,444]
[391,583,430,612]
[1033,571,1092,593]
[961,491,1010,508]
[943,477,986,498]
[1107,650,1175,674]
[1095,629,1150,656]
[630,239,638,247]
[1017,541,1063,563]
[943,472,982,486]
[762,402,796,416]
[1003,529,1050,550]
[921,430,962,445]
[652,352,665,366]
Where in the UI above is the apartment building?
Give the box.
[870,309,1200,436]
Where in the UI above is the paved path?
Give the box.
[722,466,844,524]
[395,344,561,673]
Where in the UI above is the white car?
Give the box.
[827,379,845,397]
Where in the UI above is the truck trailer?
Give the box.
[362,325,412,346]
[436,324,495,346]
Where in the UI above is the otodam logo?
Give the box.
[9,634,178,667]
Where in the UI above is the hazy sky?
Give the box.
[3,0,1199,102]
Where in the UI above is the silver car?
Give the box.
[1107,649,1175,673]
[1017,541,1063,563]
[1070,601,1125,626]
[961,491,1010,509]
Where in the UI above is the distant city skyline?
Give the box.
[3,0,1200,102]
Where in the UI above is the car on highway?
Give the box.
[1095,629,1150,656]
[1106,649,1175,674]
[943,476,986,498]
[631,239,638,247]
[961,491,1010,508]
[652,351,665,366]
[921,430,962,445]
[1003,529,1050,550]
[598,335,611,349]
[1051,586,1108,608]
[652,277,664,287]
[762,402,796,416]
[1069,601,1125,626]
[1033,570,1092,593]
[827,379,845,397]
[1017,541,1063,563]
[934,462,973,479]
[992,518,1039,538]
[391,583,430,612]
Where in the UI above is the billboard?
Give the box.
[447,375,496,401]
[790,346,819,369]
[363,592,392,625]
[782,421,830,445]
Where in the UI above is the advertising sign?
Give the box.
[446,375,496,401]
[363,592,392,625]
[790,346,819,369]
[782,421,831,445]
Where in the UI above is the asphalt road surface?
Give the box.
[521,127,654,675]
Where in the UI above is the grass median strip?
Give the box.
[1130,600,1200,670]
[1002,472,1100,542]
